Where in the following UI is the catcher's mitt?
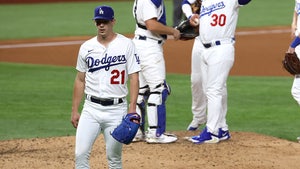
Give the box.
[175,19,199,40]
[111,112,141,145]
[282,52,300,75]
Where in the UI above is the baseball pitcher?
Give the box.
[70,5,141,168]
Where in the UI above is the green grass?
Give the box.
[0,0,299,142]
[0,0,295,40]
[238,0,294,27]
[0,1,137,40]
[0,63,299,141]
[0,63,77,140]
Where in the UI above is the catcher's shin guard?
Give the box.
[136,85,150,134]
[148,81,171,137]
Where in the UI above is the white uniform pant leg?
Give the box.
[220,83,229,130]
[191,38,207,124]
[146,52,165,127]
[101,103,126,169]
[202,44,234,134]
[75,101,125,169]
[292,75,300,105]
[135,40,166,127]
[103,125,123,169]
[75,102,102,169]
[135,69,147,121]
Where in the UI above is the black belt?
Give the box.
[203,40,221,48]
[203,38,235,48]
[138,35,163,44]
[90,97,123,106]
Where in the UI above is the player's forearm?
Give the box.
[71,73,85,113]
[145,19,178,36]
[128,72,139,113]
[292,11,298,32]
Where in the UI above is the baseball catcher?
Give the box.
[282,52,300,75]
[111,112,141,145]
[175,0,201,40]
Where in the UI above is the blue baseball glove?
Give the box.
[111,112,141,145]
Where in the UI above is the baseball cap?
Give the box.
[93,5,114,21]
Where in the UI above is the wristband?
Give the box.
[290,36,300,48]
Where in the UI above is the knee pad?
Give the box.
[148,81,171,136]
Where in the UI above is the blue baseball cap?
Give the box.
[93,5,114,20]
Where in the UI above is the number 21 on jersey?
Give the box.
[111,69,125,84]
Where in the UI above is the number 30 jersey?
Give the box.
[76,34,141,98]
[199,0,241,43]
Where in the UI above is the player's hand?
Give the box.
[189,14,200,27]
[172,28,181,40]
[287,46,295,54]
[71,112,80,128]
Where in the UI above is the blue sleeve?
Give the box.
[151,0,162,7]
[182,0,191,6]
[291,37,300,48]
[238,0,251,5]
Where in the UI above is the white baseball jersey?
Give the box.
[182,0,242,43]
[76,34,141,98]
[182,0,198,18]
[199,0,241,43]
[133,0,167,40]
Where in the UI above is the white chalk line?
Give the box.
[0,40,85,49]
[235,29,290,35]
[0,29,291,49]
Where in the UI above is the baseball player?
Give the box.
[287,0,300,142]
[287,0,300,106]
[181,0,208,131]
[182,0,228,131]
[70,5,140,168]
[182,0,251,144]
[132,0,181,143]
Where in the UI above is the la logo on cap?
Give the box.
[99,8,104,15]
[93,5,114,20]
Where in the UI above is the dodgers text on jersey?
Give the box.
[87,53,127,72]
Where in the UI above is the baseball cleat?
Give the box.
[187,127,198,131]
[218,128,230,141]
[132,135,145,142]
[190,127,219,144]
[186,119,205,131]
[132,129,145,142]
[145,130,177,144]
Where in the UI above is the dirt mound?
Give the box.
[1,131,300,169]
